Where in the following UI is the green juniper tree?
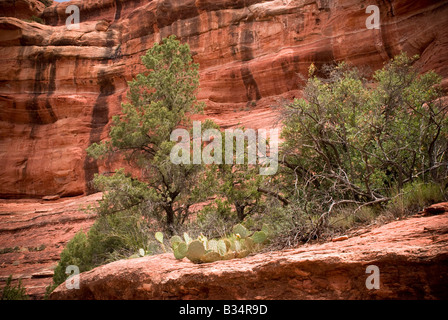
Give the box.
[87,35,208,235]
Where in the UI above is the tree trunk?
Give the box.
[235,203,246,221]
[164,205,175,236]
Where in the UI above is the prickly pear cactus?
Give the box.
[231,238,242,252]
[242,237,255,250]
[155,232,166,252]
[261,224,273,236]
[236,249,250,258]
[207,239,218,252]
[223,239,231,251]
[222,251,236,260]
[155,232,164,244]
[168,223,271,264]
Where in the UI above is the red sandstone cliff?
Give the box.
[0,0,447,198]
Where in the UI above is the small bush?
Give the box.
[38,0,53,7]
[328,206,379,232]
[24,16,45,24]
[1,276,28,300]
[388,181,447,217]
[244,202,320,248]
[51,208,161,290]
[52,231,92,287]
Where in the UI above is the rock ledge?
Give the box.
[51,212,448,300]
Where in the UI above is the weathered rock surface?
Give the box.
[0,0,45,20]
[50,211,448,300]
[0,192,99,299]
[1,0,448,198]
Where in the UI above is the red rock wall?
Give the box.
[0,0,45,20]
[1,0,447,198]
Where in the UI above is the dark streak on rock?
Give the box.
[114,0,123,21]
[44,61,58,122]
[83,70,114,194]
[238,23,261,104]
[197,0,261,12]
[21,51,58,192]
[26,51,58,126]
[83,30,117,194]
[240,29,255,62]
[156,0,200,30]
[241,67,261,102]
[379,21,393,59]
[280,54,300,91]
[313,49,336,77]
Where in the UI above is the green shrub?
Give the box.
[50,36,214,293]
[186,199,239,239]
[86,36,207,235]
[38,0,53,7]
[52,231,92,287]
[51,208,161,289]
[280,52,448,235]
[87,210,155,263]
[24,16,45,24]
[388,181,447,217]
[1,276,28,300]
[328,206,379,232]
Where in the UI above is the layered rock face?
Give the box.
[50,211,448,300]
[0,0,45,20]
[1,0,448,198]
[0,192,100,299]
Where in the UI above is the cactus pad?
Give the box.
[251,231,267,244]
[201,251,221,263]
[183,232,193,245]
[208,239,218,252]
[236,250,250,258]
[173,242,188,260]
[186,240,206,263]
[155,232,164,244]
[170,235,183,247]
[233,224,249,238]
[217,240,227,256]
[224,239,232,251]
